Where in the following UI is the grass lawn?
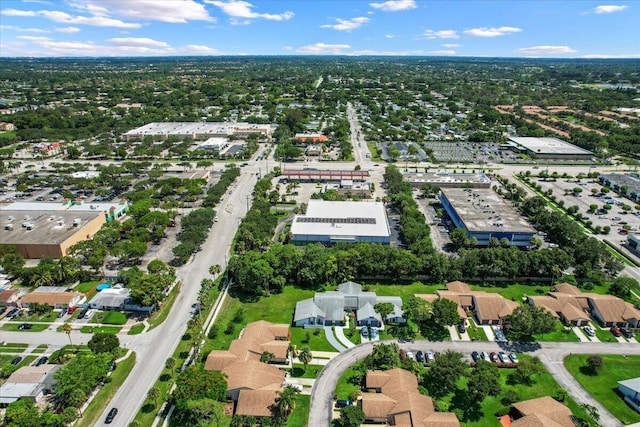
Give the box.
[290,363,322,379]
[32,344,48,354]
[17,355,37,368]
[128,323,145,335]
[534,322,580,342]
[565,354,640,425]
[75,280,100,293]
[76,352,136,427]
[79,326,122,334]
[0,343,28,351]
[0,355,16,365]
[285,395,310,427]
[594,325,620,343]
[147,284,179,331]
[97,311,128,325]
[2,322,50,332]
[334,365,361,401]
[467,320,488,341]
[290,327,336,352]
[367,142,382,161]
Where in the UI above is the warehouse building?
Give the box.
[123,122,274,141]
[282,169,369,182]
[403,172,491,189]
[439,188,536,247]
[599,174,640,203]
[507,136,593,160]
[291,200,390,245]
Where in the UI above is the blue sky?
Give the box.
[0,0,638,57]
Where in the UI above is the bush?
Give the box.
[494,407,510,417]
[208,325,219,339]
[224,322,235,335]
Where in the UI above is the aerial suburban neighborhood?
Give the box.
[1,15,640,427]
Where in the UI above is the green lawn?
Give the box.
[2,322,50,332]
[565,354,640,425]
[17,355,37,368]
[334,365,361,401]
[79,326,122,334]
[128,323,146,335]
[0,355,16,365]
[534,322,580,342]
[466,320,488,341]
[285,395,310,427]
[147,284,180,330]
[75,280,100,293]
[32,344,48,354]
[290,327,336,352]
[594,325,620,343]
[290,363,322,379]
[97,311,128,325]
[76,352,137,427]
[0,343,28,351]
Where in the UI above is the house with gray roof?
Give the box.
[618,377,640,414]
[293,281,404,327]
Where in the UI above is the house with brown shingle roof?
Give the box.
[19,291,85,309]
[415,281,518,325]
[510,396,575,427]
[0,289,25,307]
[204,321,290,419]
[529,283,640,328]
[360,368,460,427]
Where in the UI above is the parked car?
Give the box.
[416,351,425,363]
[494,328,507,342]
[425,351,435,363]
[471,351,480,362]
[11,356,22,365]
[6,308,20,318]
[105,408,118,424]
[58,309,67,318]
[34,356,48,366]
[508,353,519,364]
[360,327,368,337]
[489,352,499,363]
[621,328,633,339]
[457,322,466,334]
[370,327,379,339]
[583,326,595,337]
[336,400,352,408]
[77,309,88,319]
[18,323,33,330]
[67,306,77,315]
[498,352,508,363]
[405,351,415,361]
[481,351,489,361]
[610,326,622,337]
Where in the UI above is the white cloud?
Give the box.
[369,0,416,12]
[206,1,293,22]
[426,50,456,55]
[385,34,397,39]
[296,42,351,54]
[71,0,215,23]
[107,37,170,48]
[592,4,628,13]
[464,26,522,37]
[1,8,141,28]
[180,44,219,54]
[442,43,459,48]
[518,45,577,54]
[55,26,80,33]
[0,25,49,33]
[321,17,368,31]
[348,49,424,55]
[423,29,458,39]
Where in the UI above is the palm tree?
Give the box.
[165,357,176,377]
[260,351,275,363]
[209,264,221,278]
[298,347,313,372]
[147,386,160,407]
[62,322,73,346]
[276,385,301,418]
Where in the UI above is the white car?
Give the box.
[583,326,596,337]
[405,351,415,361]
[426,351,435,363]
[85,309,96,319]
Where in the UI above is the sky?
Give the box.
[0,0,638,58]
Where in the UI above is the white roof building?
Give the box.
[291,200,390,245]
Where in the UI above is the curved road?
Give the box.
[309,340,640,427]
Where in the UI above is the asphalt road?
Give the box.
[309,340,640,427]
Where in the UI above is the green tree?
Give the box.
[339,405,365,427]
[147,386,161,406]
[276,385,301,417]
[62,322,73,346]
[298,347,313,372]
[426,350,467,397]
[209,264,222,277]
[609,276,636,300]
[260,351,275,363]
[374,302,395,324]
[366,343,401,370]
[449,228,469,250]
[467,360,501,401]
[503,305,556,341]
[431,298,461,327]
[586,355,604,373]
[88,333,120,354]
[174,364,227,404]
[510,357,544,385]
[165,357,177,377]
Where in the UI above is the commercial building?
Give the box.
[529,283,640,328]
[321,180,372,198]
[507,136,593,160]
[123,122,274,141]
[599,174,640,203]
[294,133,327,143]
[197,137,228,152]
[291,200,390,245]
[416,281,518,326]
[439,188,536,247]
[403,172,491,189]
[294,281,404,327]
[282,169,369,182]
[361,368,460,427]
[618,377,640,414]
[628,234,640,255]
[0,364,60,407]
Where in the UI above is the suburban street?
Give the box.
[309,340,640,427]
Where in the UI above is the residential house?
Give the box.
[529,283,640,328]
[205,321,289,419]
[618,377,640,414]
[416,281,518,325]
[89,287,131,311]
[361,368,460,427]
[293,281,404,327]
[0,364,60,407]
[510,396,575,427]
[294,133,328,143]
[0,289,25,307]
[19,291,86,309]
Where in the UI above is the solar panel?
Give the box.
[296,217,376,225]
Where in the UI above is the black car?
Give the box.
[105,408,118,424]
[7,308,20,318]
[457,322,466,333]
[336,400,352,408]
[18,323,33,330]
[416,351,425,363]
[11,356,22,365]
[77,309,88,319]
[34,356,48,366]
[471,351,480,362]
[621,328,634,339]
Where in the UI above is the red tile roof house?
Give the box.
[205,321,290,419]
[294,133,328,143]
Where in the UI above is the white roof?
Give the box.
[508,137,593,155]
[123,122,272,136]
[0,383,39,403]
[291,200,390,238]
[619,377,640,393]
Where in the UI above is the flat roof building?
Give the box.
[321,180,372,197]
[439,188,536,247]
[123,122,274,141]
[282,169,369,182]
[507,136,593,159]
[403,172,491,189]
[599,174,640,203]
[291,200,390,245]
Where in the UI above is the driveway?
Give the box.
[324,326,347,352]
[308,340,640,427]
[482,325,496,341]
[572,326,590,342]
[334,327,355,349]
